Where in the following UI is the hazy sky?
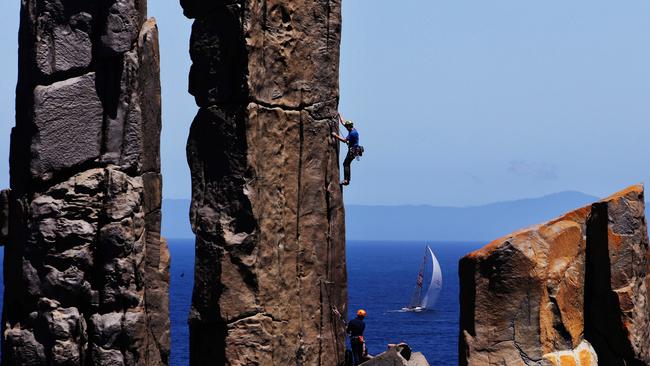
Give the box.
[1,1,650,206]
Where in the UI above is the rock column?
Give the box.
[180,1,348,365]
[460,185,650,365]
[2,1,169,365]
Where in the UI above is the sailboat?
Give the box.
[403,245,443,312]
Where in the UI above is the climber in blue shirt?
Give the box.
[332,113,362,186]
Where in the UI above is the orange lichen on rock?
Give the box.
[460,185,650,365]
[542,340,597,366]
[579,349,593,366]
[558,355,577,366]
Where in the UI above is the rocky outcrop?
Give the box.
[181,1,347,365]
[459,185,650,365]
[361,343,431,366]
[3,1,168,365]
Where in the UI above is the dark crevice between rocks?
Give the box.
[294,229,305,365]
[28,159,104,195]
[35,67,99,88]
[325,0,331,50]
[584,202,644,365]
[458,256,476,366]
[547,295,573,350]
[189,320,227,366]
[96,53,126,154]
[253,98,329,112]
[296,105,304,241]
[318,280,325,365]
[189,236,227,366]
[512,339,541,366]
[261,0,268,32]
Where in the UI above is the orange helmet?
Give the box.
[356,309,367,317]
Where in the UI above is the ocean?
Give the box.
[169,240,484,365]
[0,240,486,365]
[345,241,482,364]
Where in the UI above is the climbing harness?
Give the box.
[350,145,364,161]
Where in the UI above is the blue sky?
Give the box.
[1,1,650,206]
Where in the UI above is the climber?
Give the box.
[331,113,362,186]
[347,309,367,365]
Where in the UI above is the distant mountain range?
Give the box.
[345,191,599,242]
[162,191,600,242]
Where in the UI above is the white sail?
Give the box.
[420,245,442,309]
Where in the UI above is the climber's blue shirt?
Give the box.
[346,129,359,147]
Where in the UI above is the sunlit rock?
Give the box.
[460,185,650,365]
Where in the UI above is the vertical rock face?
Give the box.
[181,1,347,365]
[459,185,650,365]
[4,1,168,365]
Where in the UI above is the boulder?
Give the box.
[3,328,47,365]
[361,343,431,366]
[460,185,650,365]
[28,0,96,76]
[31,73,103,179]
[101,0,143,53]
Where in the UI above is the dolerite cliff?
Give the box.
[180,1,347,365]
[2,1,169,365]
[460,185,650,365]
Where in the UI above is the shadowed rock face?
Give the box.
[459,185,650,366]
[3,1,169,365]
[181,1,347,365]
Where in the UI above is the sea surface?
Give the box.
[0,240,486,365]
[171,240,484,365]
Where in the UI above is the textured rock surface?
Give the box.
[181,1,347,365]
[4,1,168,364]
[361,343,431,366]
[31,73,103,178]
[459,185,650,365]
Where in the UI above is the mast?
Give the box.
[408,246,428,308]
